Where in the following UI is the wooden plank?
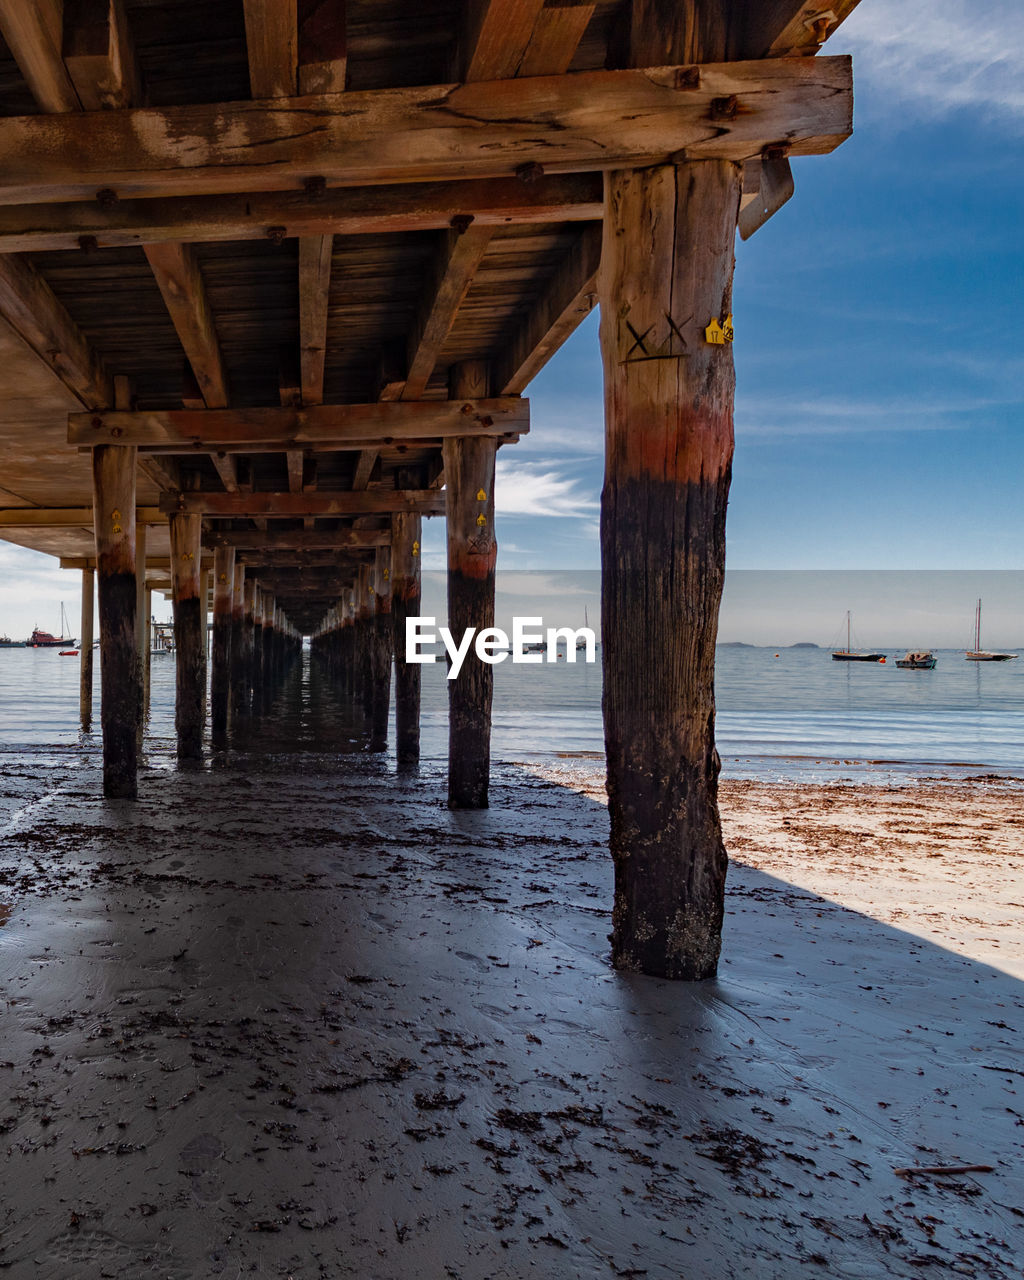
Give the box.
[70,398,530,450]
[243,0,297,98]
[204,528,390,550]
[0,506,163,526]
[0,174,603,255]
[62,0,141,110]
[0,254,110,409]
[298,0,346,94]
[143,243,229,409]
[299,233,332,406]
[520,3,594,76]
[497,222,601,394]
[351,450,378,491]
[460,0,545,81]
[162,490,446,517]
[738,154,796,240]
[0,0,81,112]
[402,225,492,400]
[0,60,855,205]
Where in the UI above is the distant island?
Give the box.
[789,642,820,649]
[718,641,821,649]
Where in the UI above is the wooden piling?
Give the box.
[598,7,739,979]
[135,520,147,750]
[369,546,392,751]
[391,507,422,765]
[240,575,257,718]
[79,566,94,732]
[211,544,235,745]
[92,444,140,797]
[143,585,152,717]
[169,507,205,761]
[230,561,247,720]
[444,359,497,808]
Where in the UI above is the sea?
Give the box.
[1,642,1023,785]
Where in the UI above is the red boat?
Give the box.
[28,603,76,648]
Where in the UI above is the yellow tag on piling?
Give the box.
[476,489,487,501]
[412,541,420,557]
[111,509,121,521]
[476,514,487,527]
[705,317,734,345]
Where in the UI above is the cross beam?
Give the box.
[203,528,391,550]
[69,399,529,453]
[0,59,853,206]
[160,490,445,517]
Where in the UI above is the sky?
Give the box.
[1,0,1022,640]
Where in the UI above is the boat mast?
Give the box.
[847,610,851,653]
[976,598,981,651]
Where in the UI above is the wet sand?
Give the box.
[0,756,1022,1278]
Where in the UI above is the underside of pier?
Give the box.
[0,0,860,978]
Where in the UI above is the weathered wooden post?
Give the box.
[391,507,422,765]
[92,444,140,797]
[260,590,275,708]
[369,546,392,751]
[143,585,153,717]
[79,566,94,733]
[241,575,257,717]
[211,544,235,746]
[230,561,247,720]
[134,519,147,749]
[444,360,497,808]
[355,563,373,717]
[251,582,264,708]
[599,5,739,979]
[169,503,205,761]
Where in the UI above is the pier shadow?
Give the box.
[0,736,1021,1278]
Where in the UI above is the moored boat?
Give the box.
[896,650,936,670]
[0,635,26,647]
[831,611,885,662]
[965,598,1017,661]
[28,603,76,648]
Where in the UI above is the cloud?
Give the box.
[495,460,599,518]
[736,389,1021,439]
[841,0,1024,122]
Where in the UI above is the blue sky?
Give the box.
[419,0,1024,573]
[2,1,1021,637]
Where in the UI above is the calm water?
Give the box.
[1,644,1022,782]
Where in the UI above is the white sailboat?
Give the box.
[965,598,1017,662]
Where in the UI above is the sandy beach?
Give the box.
[0,756,1021,1278]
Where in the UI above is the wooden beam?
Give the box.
[459,0,545,81]
[0,175,603,256]
[211,453,240,493]
[204,528,390,550]
[351,450,378,491]
[162,490,446,518]
[298,0,346,94]
[70,398,530,451]
[286,450,305,493]
[0,506,163,527]
[497,222,601,394]
[754,2,863,58]
[738,154,796,240]
[62,0,140,110]
[0,254,110,409]
[0,0,81,113]
[520,3,594,76]
[138,455,181,493]
[143,243,229,409]
[0,60,855,205]
[243,0,297,99]
[402,225,492,400]
[299,233,331,406]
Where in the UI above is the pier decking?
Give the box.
[0,2,859,979]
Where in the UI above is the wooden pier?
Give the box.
[0,0,858,978]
